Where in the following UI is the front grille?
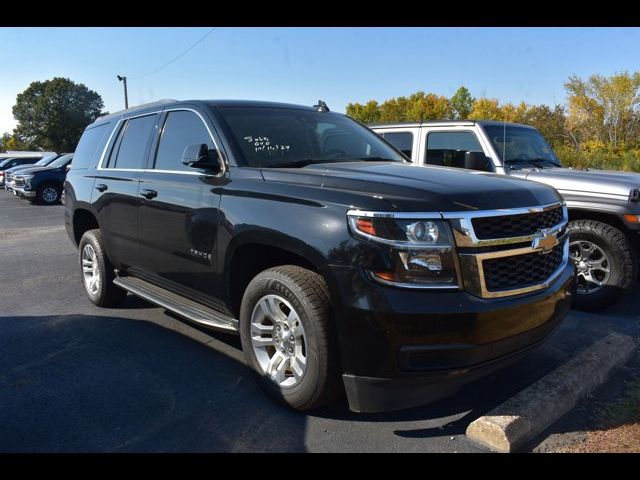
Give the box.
[14,177,25,188]
[482,241,565,292]
[472,206,563,239]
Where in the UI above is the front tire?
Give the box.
[239,265,341,411]
[78,229,127,307]
[568,220,637,311]
[36,183,61,204]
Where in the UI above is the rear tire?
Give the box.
[239,265,342,411]
[568,220,637,311]
[78,229,127,307]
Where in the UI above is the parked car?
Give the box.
[13,154,73,204]
[370,121,640,311]
[0,156,44,187]
[4,153,61,191]
[64,100,574,413]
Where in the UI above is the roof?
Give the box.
[369,120,536,129]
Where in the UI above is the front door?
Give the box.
[136,108,227,305]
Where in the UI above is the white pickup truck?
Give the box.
[370,120,640,311]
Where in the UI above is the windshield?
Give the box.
[48,154,73,168]
[34,154,59,166]
[0,158,14,168]
[483,125,561,168]
[216,107,407,168]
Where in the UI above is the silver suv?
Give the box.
[371,120,640,311]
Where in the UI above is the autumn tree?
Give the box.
[12,77,105,152]
[565,72,640,148]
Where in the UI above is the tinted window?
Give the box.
[154,111,215,171]
[217,107,405,168]
[16,157,39,165]
[73,123,110,169]
[426,131,483,168]
[382,132,413,159]
[483,125,561,167]
[108,114,157,169]
[0,158,15,169]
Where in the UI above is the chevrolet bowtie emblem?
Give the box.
[532,230,558,254]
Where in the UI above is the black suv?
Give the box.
[14,154,73,204]
[64,100,575,412]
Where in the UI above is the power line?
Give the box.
[130,28,217,80]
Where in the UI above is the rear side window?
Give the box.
[426,131,483,168]
[153,110,215,172]
[381,132,413,159]
[73,123,110,170]
[107,114,157,169]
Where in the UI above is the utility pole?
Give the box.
[117,75,129,109]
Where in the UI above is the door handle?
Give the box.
[140,189,158,199]
[95,183,108,192]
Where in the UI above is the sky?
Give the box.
[0,27,639,134]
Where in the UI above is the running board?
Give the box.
[113,276,239,333]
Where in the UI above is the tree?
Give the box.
[565,72,640,148]
[12,77,105,152]
[346,100,381,124]
[450,86,475,119]
[0,132,28,152]
[468,98,502,121]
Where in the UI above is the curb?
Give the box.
[465,332,636,453]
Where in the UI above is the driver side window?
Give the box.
[425,131,483,169]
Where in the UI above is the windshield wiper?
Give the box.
[505,158,559,169]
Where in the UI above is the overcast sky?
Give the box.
[1,27,639,134]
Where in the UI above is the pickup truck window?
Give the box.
[381,132,413,159]
[106,114,157,170]
[483,125,561,168]
[426,131,483,168]
[154,110,215,172]
[217,107,405,168]
[47,154,73,168]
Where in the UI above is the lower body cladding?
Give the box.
[322,263,575,413]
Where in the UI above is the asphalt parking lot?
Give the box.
[1,192,638,452]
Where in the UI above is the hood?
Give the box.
[260,161,561,212]
[511,167,640,199]
[13,165,59,176]
[4,163,44,174]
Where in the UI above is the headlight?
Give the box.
[347,212,460,288]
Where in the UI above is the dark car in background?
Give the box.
[13,154,73,204]
[0,156,44,187]
[4,153,61,191]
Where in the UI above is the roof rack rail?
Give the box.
[99,99,178,121]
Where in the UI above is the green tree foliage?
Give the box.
[450,86,475,119]
[12,77,104,152]
[0,132,28,152]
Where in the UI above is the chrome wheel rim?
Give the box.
[81,244,100,295]
[42,187,58,203]
[250,294,307,388]
[570,240,611,294]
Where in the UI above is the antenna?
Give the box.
[313,100,330,112]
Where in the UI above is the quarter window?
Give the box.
[107,114,157,169]
[426,131,484,169]
[154,110,215,171]
[73,124,110,169]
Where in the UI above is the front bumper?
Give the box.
[13,187,36,198]
[322,262,575,412]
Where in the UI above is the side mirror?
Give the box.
[181,143,220,172]
[465,151,490,171]
[66,164,72,172]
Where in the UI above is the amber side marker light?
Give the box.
[372,271,397,282]
[356,218,377,236]
[623,214,640,224]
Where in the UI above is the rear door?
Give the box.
[136,107,227,303]
[93,112,160,269]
